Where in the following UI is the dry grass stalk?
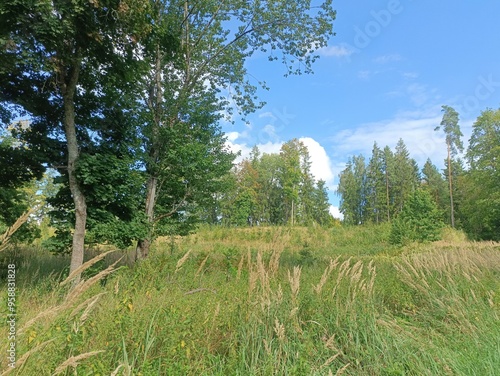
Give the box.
[256,251,268,288]
[236,253,245,280]
[332,258,352,298]
[288,266,301,304]
[335,362,350,375]
[487,290,495,308]
[268,243,284,277]
[110,364,124,376]
[248,267,258,297]
[77,294,104,326]
[0,209,34,252]
[66,258,121,304]
[322,333,339,352]
[175,249,192,273]
[195,254,210,277]
[51,350,105,375]
[366,260,376,296]
[320,352,341,370]
[273,283,283,304]
[274,318,286,342]
[60,250,116,287]
[20,259,120,335]
[69,293,106,319]
[313,257,339,295]
[262,338,272,355]
[0,339,54,376]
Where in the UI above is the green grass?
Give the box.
[1,226,499,375]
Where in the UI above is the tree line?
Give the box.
[201,140,334,227]
[337,105,500,242]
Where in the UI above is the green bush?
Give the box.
[390,189,444,245]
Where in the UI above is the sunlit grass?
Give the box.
[1,226,499,375]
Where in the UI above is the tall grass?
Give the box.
[0,226,498,375]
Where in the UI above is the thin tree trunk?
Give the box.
[447,142,455,228]
[60,56,86,282]
[385,167,390,222]
[135,175,157,260]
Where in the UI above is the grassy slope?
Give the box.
[0,225,499,375]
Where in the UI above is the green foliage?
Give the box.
[421,158,448,219]
[390,189,444,245]
[337,154,366,225]
[366,142,386,223]
[461,107,500,240]
[220,140,333,227]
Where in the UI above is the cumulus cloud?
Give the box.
[224,135,283,164]
[299,137,335,188]
[225,135,336,189]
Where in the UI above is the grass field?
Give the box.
[1,224,499,375]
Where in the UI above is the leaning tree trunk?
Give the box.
[61,57,87,282]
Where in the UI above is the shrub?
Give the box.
[390,189,444,245]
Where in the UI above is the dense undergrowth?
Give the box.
[1,225,499,375]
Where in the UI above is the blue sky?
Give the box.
[222,1,500,218]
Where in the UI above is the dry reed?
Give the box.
[0,209,34,252]
[175,249,192,273]
[51,350,105,375]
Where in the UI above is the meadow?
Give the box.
[1,224,499,375]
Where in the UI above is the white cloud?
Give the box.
[407,83,432,106]
[329,206,343,220]
[226,131,240,142]
[374,54,402,64]
[318,44,354,58]
[358,70,371,80]
[299,137,335,188]
[330,107,449,167]
[225,136,336,191]
[259,111,277,120]
[224,138,283,164]
[402,72,419,80]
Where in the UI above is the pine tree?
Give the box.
[421,158,448,219]
[392,139,419,217]
[435,105,463,228]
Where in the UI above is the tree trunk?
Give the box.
[135,175,157,260]
[447,142,455,228]
[385,168,390,222]
[61,58,86,283]
[136,43,163,261]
